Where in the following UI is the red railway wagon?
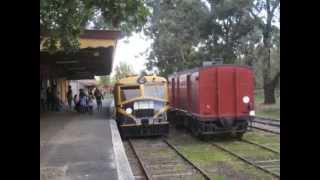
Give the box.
[168,65,255,138]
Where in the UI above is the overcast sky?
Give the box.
[111,32,152,76]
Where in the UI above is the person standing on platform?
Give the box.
[94,88,104,112]
[46,87,53,111]
[66,85,73,111]
[79,89,87,113]
[52,85,58,111]
[88,88,93,97]
[40,87,46,112]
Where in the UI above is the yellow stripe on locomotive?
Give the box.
[113,75,170,138]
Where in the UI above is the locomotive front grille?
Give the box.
[134,109,154,118]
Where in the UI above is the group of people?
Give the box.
[40,85,64,112]
[40,85,104,113]
[67,86,104,114]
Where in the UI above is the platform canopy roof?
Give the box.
[40,30,122,80]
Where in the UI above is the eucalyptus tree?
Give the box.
[202,0,256,64]
[40,0,150,52]
[248,0,280,104]
[145,0,257,75]
[114,62,136,81]
[144,0,209,76]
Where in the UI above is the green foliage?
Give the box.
[113,62,136,81]
[145,0,280,104]
[97,75,114,86]
[144,0,209,76]
[145,0,260,76]
[202,0,257,64]
[249,0,280,104]
[40,0,150,52]
[40,0,87,53]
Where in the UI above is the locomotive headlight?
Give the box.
[126,108,133,114]
[249,110,255,116]
[242,96,250,104]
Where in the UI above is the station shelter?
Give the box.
[40,30,136,180]
[40,30,122,106]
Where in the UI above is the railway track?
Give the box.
[211,140,280,179]
[241,139,280,154]
[250,126,280,135]
[252,118,280,127]
[125,138,211,180]
[250,117,280,134]
[255,116,280,122]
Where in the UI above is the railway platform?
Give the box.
[40,99,134,180]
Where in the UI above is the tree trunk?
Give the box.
[263,72,280,104]
[262,0,279,104]
[262,36,274,104]
[264,82,276,104]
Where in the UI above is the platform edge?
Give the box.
[109,119,135,180]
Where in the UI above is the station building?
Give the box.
[40,30,122,104]
[40,30,135,180]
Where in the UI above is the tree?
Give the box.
[113,62,136,81]
[249,0,280,104]
[144,0,279,104]
[145,0,257,76]
[40,0,150,52]
[145,0,209,76]
[97,75,113,86]
[201,0,256,64]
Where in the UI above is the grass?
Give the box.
[243,130,280,152]
[168,130,275,179]
[215,140,278,160]
[255,90,280,120]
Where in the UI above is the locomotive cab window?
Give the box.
[144,84,165,99]
[120,86,140,101]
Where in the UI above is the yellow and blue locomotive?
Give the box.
[113,75,169,138]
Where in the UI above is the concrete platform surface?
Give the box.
[40,100,134,180]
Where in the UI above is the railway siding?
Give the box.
[211,142,280,178]
[126,138,207,180]
[166,128,277,180]
[243,130,280,152]
[122,126,280,180]
[250,117,280,134]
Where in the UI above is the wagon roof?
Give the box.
[168,64,253,78]
[115,75,167,85]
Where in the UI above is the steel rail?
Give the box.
[255,116,280,122]
[252,119,280,127]
[162,138,212,180]
[127,139,152,180]
[240,139,280,154]
[250,126,280,135]
[211,142,280,179]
